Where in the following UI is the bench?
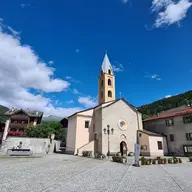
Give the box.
[7,148,33,156]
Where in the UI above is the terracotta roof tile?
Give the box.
[144,108,192,121]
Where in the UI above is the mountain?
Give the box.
[138,90,192,120]
[0,105,9,123]
[42,115,64,122]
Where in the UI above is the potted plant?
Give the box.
[168,158,173,164]
[140,156,146,165]
[146,159,151,165]
[152,159,157,164]
[178,158,182,163]
[173,157,178,164]
[163,158,167,164]
[121,156,127,163]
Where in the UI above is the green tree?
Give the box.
[26,122,67,141]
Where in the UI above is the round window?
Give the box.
[118,120,127,130]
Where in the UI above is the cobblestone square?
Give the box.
[0,154,192,192]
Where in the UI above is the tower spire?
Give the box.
[98,53,116,104]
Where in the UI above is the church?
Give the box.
[66,53,168,157]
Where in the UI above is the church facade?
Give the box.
[66,53,168,157]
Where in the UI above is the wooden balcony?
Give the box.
[9,123,28,129]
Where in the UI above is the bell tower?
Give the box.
[98,53,116,104]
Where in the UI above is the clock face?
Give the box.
[118,119,127,131]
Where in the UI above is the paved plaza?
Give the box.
[0,154,192,192]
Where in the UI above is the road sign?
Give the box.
[134,143,140,167]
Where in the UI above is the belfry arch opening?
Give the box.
[108,91,112,98]
[108,79,112,86]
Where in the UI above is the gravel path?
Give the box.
[0,154,192,192]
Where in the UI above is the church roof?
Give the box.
[67,98,140,119]
[101,53,113,74]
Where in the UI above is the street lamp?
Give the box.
[103,125,114,159]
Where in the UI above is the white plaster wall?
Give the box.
[66,116,77,153]
[138,132,150,156]
[0,137,61,154]
[149,136,168,157]
[75,115,92,154]
[101,100,140,155]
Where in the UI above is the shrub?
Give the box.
[112,153,127,163]
[82,151,92,157]
[152,159,157,164]
[178,158,182,163]
[128,152,134,156]
[95,152,105,159]
[168,158,173,164]
[189,156,192,162]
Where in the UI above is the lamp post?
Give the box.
[103,125,114,159]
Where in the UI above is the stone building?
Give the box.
[143,106,192,156]
[66,53,168,157]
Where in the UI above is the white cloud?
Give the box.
[112,61,124,72]
[78,96,97,108]
[76,49,80,53]
[66,100,74,104]
[0,19,20,37]
[121,0,129,4]
[151,0,192,28]
[48,61,54,65]
[73,89,81,94]
[0,19,82,117]
[165,95,172,98]
[20,4,30,8]
[145,73,161,80]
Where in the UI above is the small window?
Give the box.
[169,134,174,142]
[85,121,90,128]
[108,79,112,86]
[165,119,174,126]
[108,91,112,98]
[139,133,142,137]
[183,116,192,124]
[19,128,24,132]
[157,141,163,150]
[186,133,192,140]
[108,69,111,75]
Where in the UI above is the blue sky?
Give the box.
[0,0,192,116]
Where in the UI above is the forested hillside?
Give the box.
[0,105,9,123]
[138,90,192,120]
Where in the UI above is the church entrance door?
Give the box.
[120,141,127,156]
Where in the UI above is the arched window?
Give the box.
[108,91,112,98]
[108,69,111,75]
[108,79,112,86]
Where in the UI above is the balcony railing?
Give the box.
[8,131,24,136]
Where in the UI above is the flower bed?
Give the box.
[140,156,182,165]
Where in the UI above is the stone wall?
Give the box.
[0,137,61,155]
